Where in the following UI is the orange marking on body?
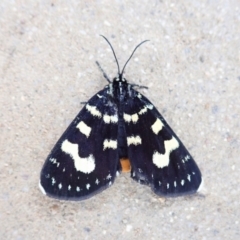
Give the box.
[120,158,131,173]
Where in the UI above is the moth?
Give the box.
[39,36,202,200]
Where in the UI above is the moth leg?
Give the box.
[96,61,111,83]
[131,83,148,90]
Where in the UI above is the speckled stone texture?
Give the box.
[0,0,240,239]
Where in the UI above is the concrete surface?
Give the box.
[0,0,240,239]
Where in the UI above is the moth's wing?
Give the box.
[124,91,202,196]
[40,88,120,200]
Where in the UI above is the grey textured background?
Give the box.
[1,0,240,239]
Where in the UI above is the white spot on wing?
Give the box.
[86,183,90,190]
[49,158,60,167]
[131,114,139,123]
[123,113,131,122]
[138,106,147,115]
[58,183,62,189]
[197,178,204,193]
[103,139,117,150]
[123,113,139,123]
[151,118,164,135]
[187,174,191,182]
[152,137,179,168]
[103,115,110,123]
[76,186,80,192]
[76,121,91,138]
[51,177,56,185]
[49,158,57,163]
[146,104,153,110]
[103,114,118,124]
[61,140,95,174]
[86,104,102,117]
[106,174,112,180]
[39,181,46,195]
[127,135,142,146]
[111,115,118,123]
[181,180,185,186]
[68,185,71,190]
[95,179,100,185]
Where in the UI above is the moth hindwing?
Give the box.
[39,36,202,201]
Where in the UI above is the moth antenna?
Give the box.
[100,35,120,76]
[121,40,150,77]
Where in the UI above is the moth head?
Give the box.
[113,74,127,83]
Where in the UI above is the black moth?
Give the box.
[39,36,202,200]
